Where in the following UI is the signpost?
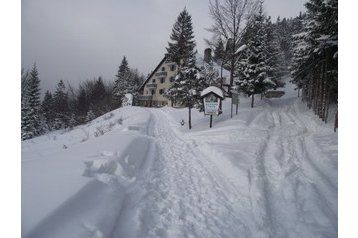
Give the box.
[231,92,240,118]
[201,86,224,128]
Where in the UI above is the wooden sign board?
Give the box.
[204,93,220,115]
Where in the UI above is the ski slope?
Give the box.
[22,78,337,238]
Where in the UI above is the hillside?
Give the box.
[22,77,338,238]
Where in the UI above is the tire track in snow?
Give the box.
[250,100,337,237]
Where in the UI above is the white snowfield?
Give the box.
[22,78,337,238]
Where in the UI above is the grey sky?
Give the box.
[22,0,306,93]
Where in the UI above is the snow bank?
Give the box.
[22,107,155,238]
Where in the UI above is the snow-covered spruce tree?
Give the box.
[41,90,55,131]
[86,109,96,123]
[235,6,276,108]
[53,80,70,129]
[21,64,43,140]
[112,56,130,108]
[266,16,286,88]
[212,37,226,66]
[165,8,197,129]
[112,57,140,108]
[290,0,337,126]
[21,69,31,140]
[68,113,77,129]
[166,8,196,68]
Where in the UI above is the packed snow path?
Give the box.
[113,110,257,237]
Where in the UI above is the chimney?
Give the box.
[204,48,212,63]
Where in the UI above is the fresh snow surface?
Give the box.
[22,76,337,238]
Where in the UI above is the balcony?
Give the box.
[155,71,167,77]
[146,83,157,89]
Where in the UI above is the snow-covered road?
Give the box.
[22,80,337,238]
[110,96,337,237]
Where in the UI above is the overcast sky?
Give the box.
[22,0,306,93]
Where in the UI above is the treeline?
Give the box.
[206,0,302,107]
[290,0,338,129]
[21,57,145,140]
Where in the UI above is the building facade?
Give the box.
[138,57,178,107]
[138,49,230,107]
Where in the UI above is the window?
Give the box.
[161,67,165,71]
[170,77,174,82]
[159,89,165,95]
[160,78,165,84]
[171,65,176,71]
[152,79,156,83]
[151,90,155,95]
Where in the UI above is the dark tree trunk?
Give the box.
[188,105,192,130]
[251,94,255,108]
[334,110,338,132]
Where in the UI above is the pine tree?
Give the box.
[213,38,226,65]
[290,0,338,128]
[68,113,77,129]
[86,109,96,123]
[166,8,197,68]
[41,90,55,130]
[77,85,89,119]
[165,8,197,129]
[53,80,69,128]
[21,69,31,140]
[112,56,130,107]
[21,64,42,139]
[266,17,286,88]
[235,6,276,108]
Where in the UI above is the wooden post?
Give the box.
[334,111,338,132]
[210,115,213,128]
[231,99,233,118]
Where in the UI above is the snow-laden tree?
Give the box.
[290,0,337,127]
[212,37,226,66]
[112,57,142,107]
[265,17,286,88]
[21,64,43,140]
[86,109,96,123]
[112,56,130,107]
[235,6,276,108]
[166,66,201,129]
[165,8,198,129]
[166,8,197,68]
[41,90,55,131]
[53,80,70,129]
